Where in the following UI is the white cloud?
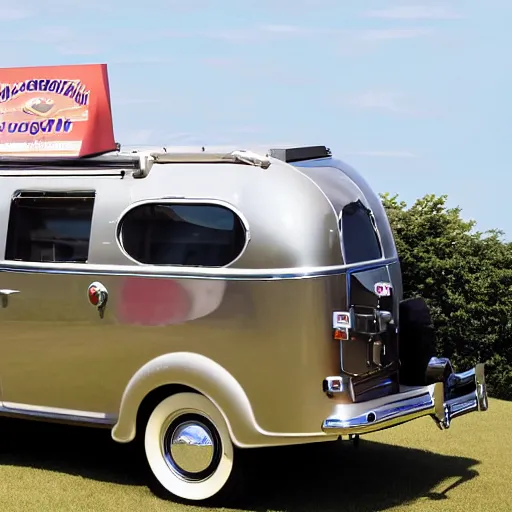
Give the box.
[257,24,334,35]
[56,44,102,56]
[34,26,74,44]
[0,7,32,20]
[10,26,102,55]
[358,27,433,41]
[111,56,177,64]
[259,24,306,34]
[207,29,255,42]
[134,22,430,48]
[363,6,463,20]
[206,23,334,42]
[344,150,418,158]
[6,24,151,55]
[122,129,154,145]
[19,0,115,13]
[201,57,239,67]
[342,91,408,112]
[114,98,162,106]
[339,90,435,117]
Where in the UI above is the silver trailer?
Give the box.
[0,144,488,503]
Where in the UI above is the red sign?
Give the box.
[0,63,116,157]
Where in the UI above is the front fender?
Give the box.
[111,352,264,447]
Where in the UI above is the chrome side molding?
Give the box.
[0,402,116,428]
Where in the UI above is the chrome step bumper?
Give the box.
[322,362,488,435]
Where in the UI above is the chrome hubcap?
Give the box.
[163,414,222,482]
[170,422,215,473]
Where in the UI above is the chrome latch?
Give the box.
[376,309,392,332]
[0,289,20,308]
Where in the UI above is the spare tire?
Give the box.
[398,297,437,386]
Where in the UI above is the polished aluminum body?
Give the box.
[0,145,488,449]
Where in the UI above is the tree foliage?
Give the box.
[381,192,512,400]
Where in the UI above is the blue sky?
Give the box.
[1,1,510,236]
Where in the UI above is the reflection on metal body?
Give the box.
[0,144,488,456]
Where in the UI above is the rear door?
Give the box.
[340,199,400,377]
[291,163,400,381]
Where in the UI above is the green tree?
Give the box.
[381,193,512,400]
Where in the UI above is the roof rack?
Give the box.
[134,149,271,178]
[0,149,271,178]
[268,145,332,163]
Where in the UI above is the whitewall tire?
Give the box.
[144,392,235,502]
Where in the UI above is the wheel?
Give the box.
[398,297,437,386]
[143,392,236,503]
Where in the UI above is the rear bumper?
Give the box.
[322,361,488,435]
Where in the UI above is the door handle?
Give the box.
[0,289,20,308]
[376,309,393,332]
[352,309,393,334]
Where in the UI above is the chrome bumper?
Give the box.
[322,362,488,435]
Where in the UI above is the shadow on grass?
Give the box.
[0,417,480,512]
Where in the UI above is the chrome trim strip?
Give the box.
[0,153,141,168]
[115,197,252,269]
[0,257,399,281]
[322,363,488,435]
[323,388,437,434]
[0,170,128,177]
[0,402,116,427]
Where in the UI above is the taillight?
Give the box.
[333,312,350,325]
[333,327,348,340]
[332,311,351,340]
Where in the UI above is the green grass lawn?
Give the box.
[0,398,510,512]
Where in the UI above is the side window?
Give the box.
[340,200,382,264]
[118,202,247,267]
[5,191,95,263]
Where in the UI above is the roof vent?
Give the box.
[268,145,332,163]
